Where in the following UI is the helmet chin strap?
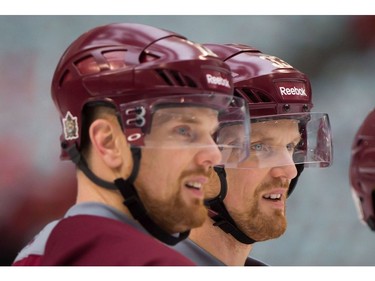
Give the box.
[65,144,189,245]
[205,166,256,245]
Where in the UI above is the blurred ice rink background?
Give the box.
[1,15,374,265]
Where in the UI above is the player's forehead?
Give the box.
[251,119,300,140]
[152,106,219,125]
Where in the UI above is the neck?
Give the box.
[189,216,253,266]
[76,170,131,217]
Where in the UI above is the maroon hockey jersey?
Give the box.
[12,203,195,266]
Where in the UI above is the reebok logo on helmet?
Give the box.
[275,81,309,101]
[279,86,307,96]
[206,74,230,88]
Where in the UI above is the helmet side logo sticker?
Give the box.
[125,106,146,127]
[125,128,145,146]
[260,55,293,69]
[62,111,79,140]
[206,74,231,88]
[275,81,310,101]
[279,86,307,96]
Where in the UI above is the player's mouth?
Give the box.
[261,188,287,209]
[184,178,207,198]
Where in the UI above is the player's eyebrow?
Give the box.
[251,130,301,144]
[150,114,219,139]
[152,112,202,126]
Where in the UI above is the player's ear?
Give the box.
[89,118,123,169]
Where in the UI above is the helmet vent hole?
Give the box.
[256,91,272,102]
[240,88,259,103]
[59,70,73,87]
[356,138,363,147]
[155,69,197,88]
[238,88,271,103]
[233,89,242,98]
[75,56,101,75]
[185,76,197,88]
[140,52,160,63]
[171,70,185,86]
[156,69,173,86]
[103,51,127,69]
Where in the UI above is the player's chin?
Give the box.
[261,203,286,218]
[270,216,287,237]
[174,204,208,232]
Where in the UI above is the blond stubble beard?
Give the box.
[232,201,287,242]
[138,188,208,234]
[228,179,288,242]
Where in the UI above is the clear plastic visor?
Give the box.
[119,94,251,166]
[351,189,366,225]
[222,112,332,169]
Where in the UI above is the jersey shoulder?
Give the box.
[43,214,195,266]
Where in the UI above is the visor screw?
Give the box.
[283,104,290,112]
[61,141,69,149]
[303,104,309,112]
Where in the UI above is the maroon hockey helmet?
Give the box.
[205,43,333,193]
[51,23,251,162]
[350,108,375,231]
[205,43,313,116]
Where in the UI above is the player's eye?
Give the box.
[251,143,270,152]
[175,126,190,136]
